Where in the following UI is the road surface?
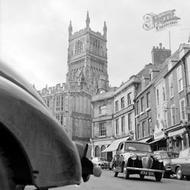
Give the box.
[50,170,190,190]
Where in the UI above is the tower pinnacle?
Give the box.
[103,21,107,39]
[86,11,90,28]
[68,20,73,38]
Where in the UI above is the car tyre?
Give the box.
[176,167,183,180]
[155,172,162,182]
[139,174,144,180]
[125,169,130,179]
[114,172,118,177]
[0,152,15,190]
[186,176,190,180]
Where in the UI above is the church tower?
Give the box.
[67,12,109,95]
[65,12,109,143]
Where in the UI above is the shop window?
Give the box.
[95,146,100,157]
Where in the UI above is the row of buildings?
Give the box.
[92,43,190,161]
[38,13,190,161]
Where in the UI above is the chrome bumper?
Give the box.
[126,167,164,173]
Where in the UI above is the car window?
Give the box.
[125,142,152,152]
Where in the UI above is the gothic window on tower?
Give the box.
[56,95,61,111]
[75,40,83,55]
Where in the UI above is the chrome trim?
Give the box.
[126,167,164,173]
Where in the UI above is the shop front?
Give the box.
[166,126,189,153]
[149,121,167,151]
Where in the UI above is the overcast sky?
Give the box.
[1,0,190,90]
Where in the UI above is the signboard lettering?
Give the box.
[143,9,180,31]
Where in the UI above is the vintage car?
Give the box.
[170,148,190,180]
[0,60,101,190]
[92,157,109,169]
[153,150,179,178]
[113,141,164,181]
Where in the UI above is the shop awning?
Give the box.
[168,128,186,138]
[138,137,152,143]
[149,137,165,144]
[102,137,130,152]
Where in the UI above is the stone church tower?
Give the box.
[66,12,109,94]
[66,12,109,142]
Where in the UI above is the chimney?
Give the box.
[151,43,171,65]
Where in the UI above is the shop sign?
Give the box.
[143,9,180,31]
[168,128,186,138]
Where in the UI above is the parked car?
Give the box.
[153,150,179,178]
[92,157,109,169]
[113,141,164,181]
[170,148,190,180]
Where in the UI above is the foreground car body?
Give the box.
[170,148,190,180]
[153,150,179,178]
[0,61,101,189]
[113,141,164,181]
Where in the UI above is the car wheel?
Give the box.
[155,172,162,182]
[176,167,183,180]
[125,169,130,179]
[139,174,144,180]
[186,176,190,180]
[0,152,15,190]
[114,172,118,177]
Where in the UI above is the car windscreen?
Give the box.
[154,152,169,159]
[125,142,152,152]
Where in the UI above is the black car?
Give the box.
[113,141,164,181]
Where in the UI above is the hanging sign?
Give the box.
[143,9,180,31]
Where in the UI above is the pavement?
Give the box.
[49,170,190,190]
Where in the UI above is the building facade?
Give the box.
[38,83,69,132]
[135,44,171,145]
[91,90,115,161]
[91,76,140,160]
[164,44,190,153]
[113,76,140,140]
